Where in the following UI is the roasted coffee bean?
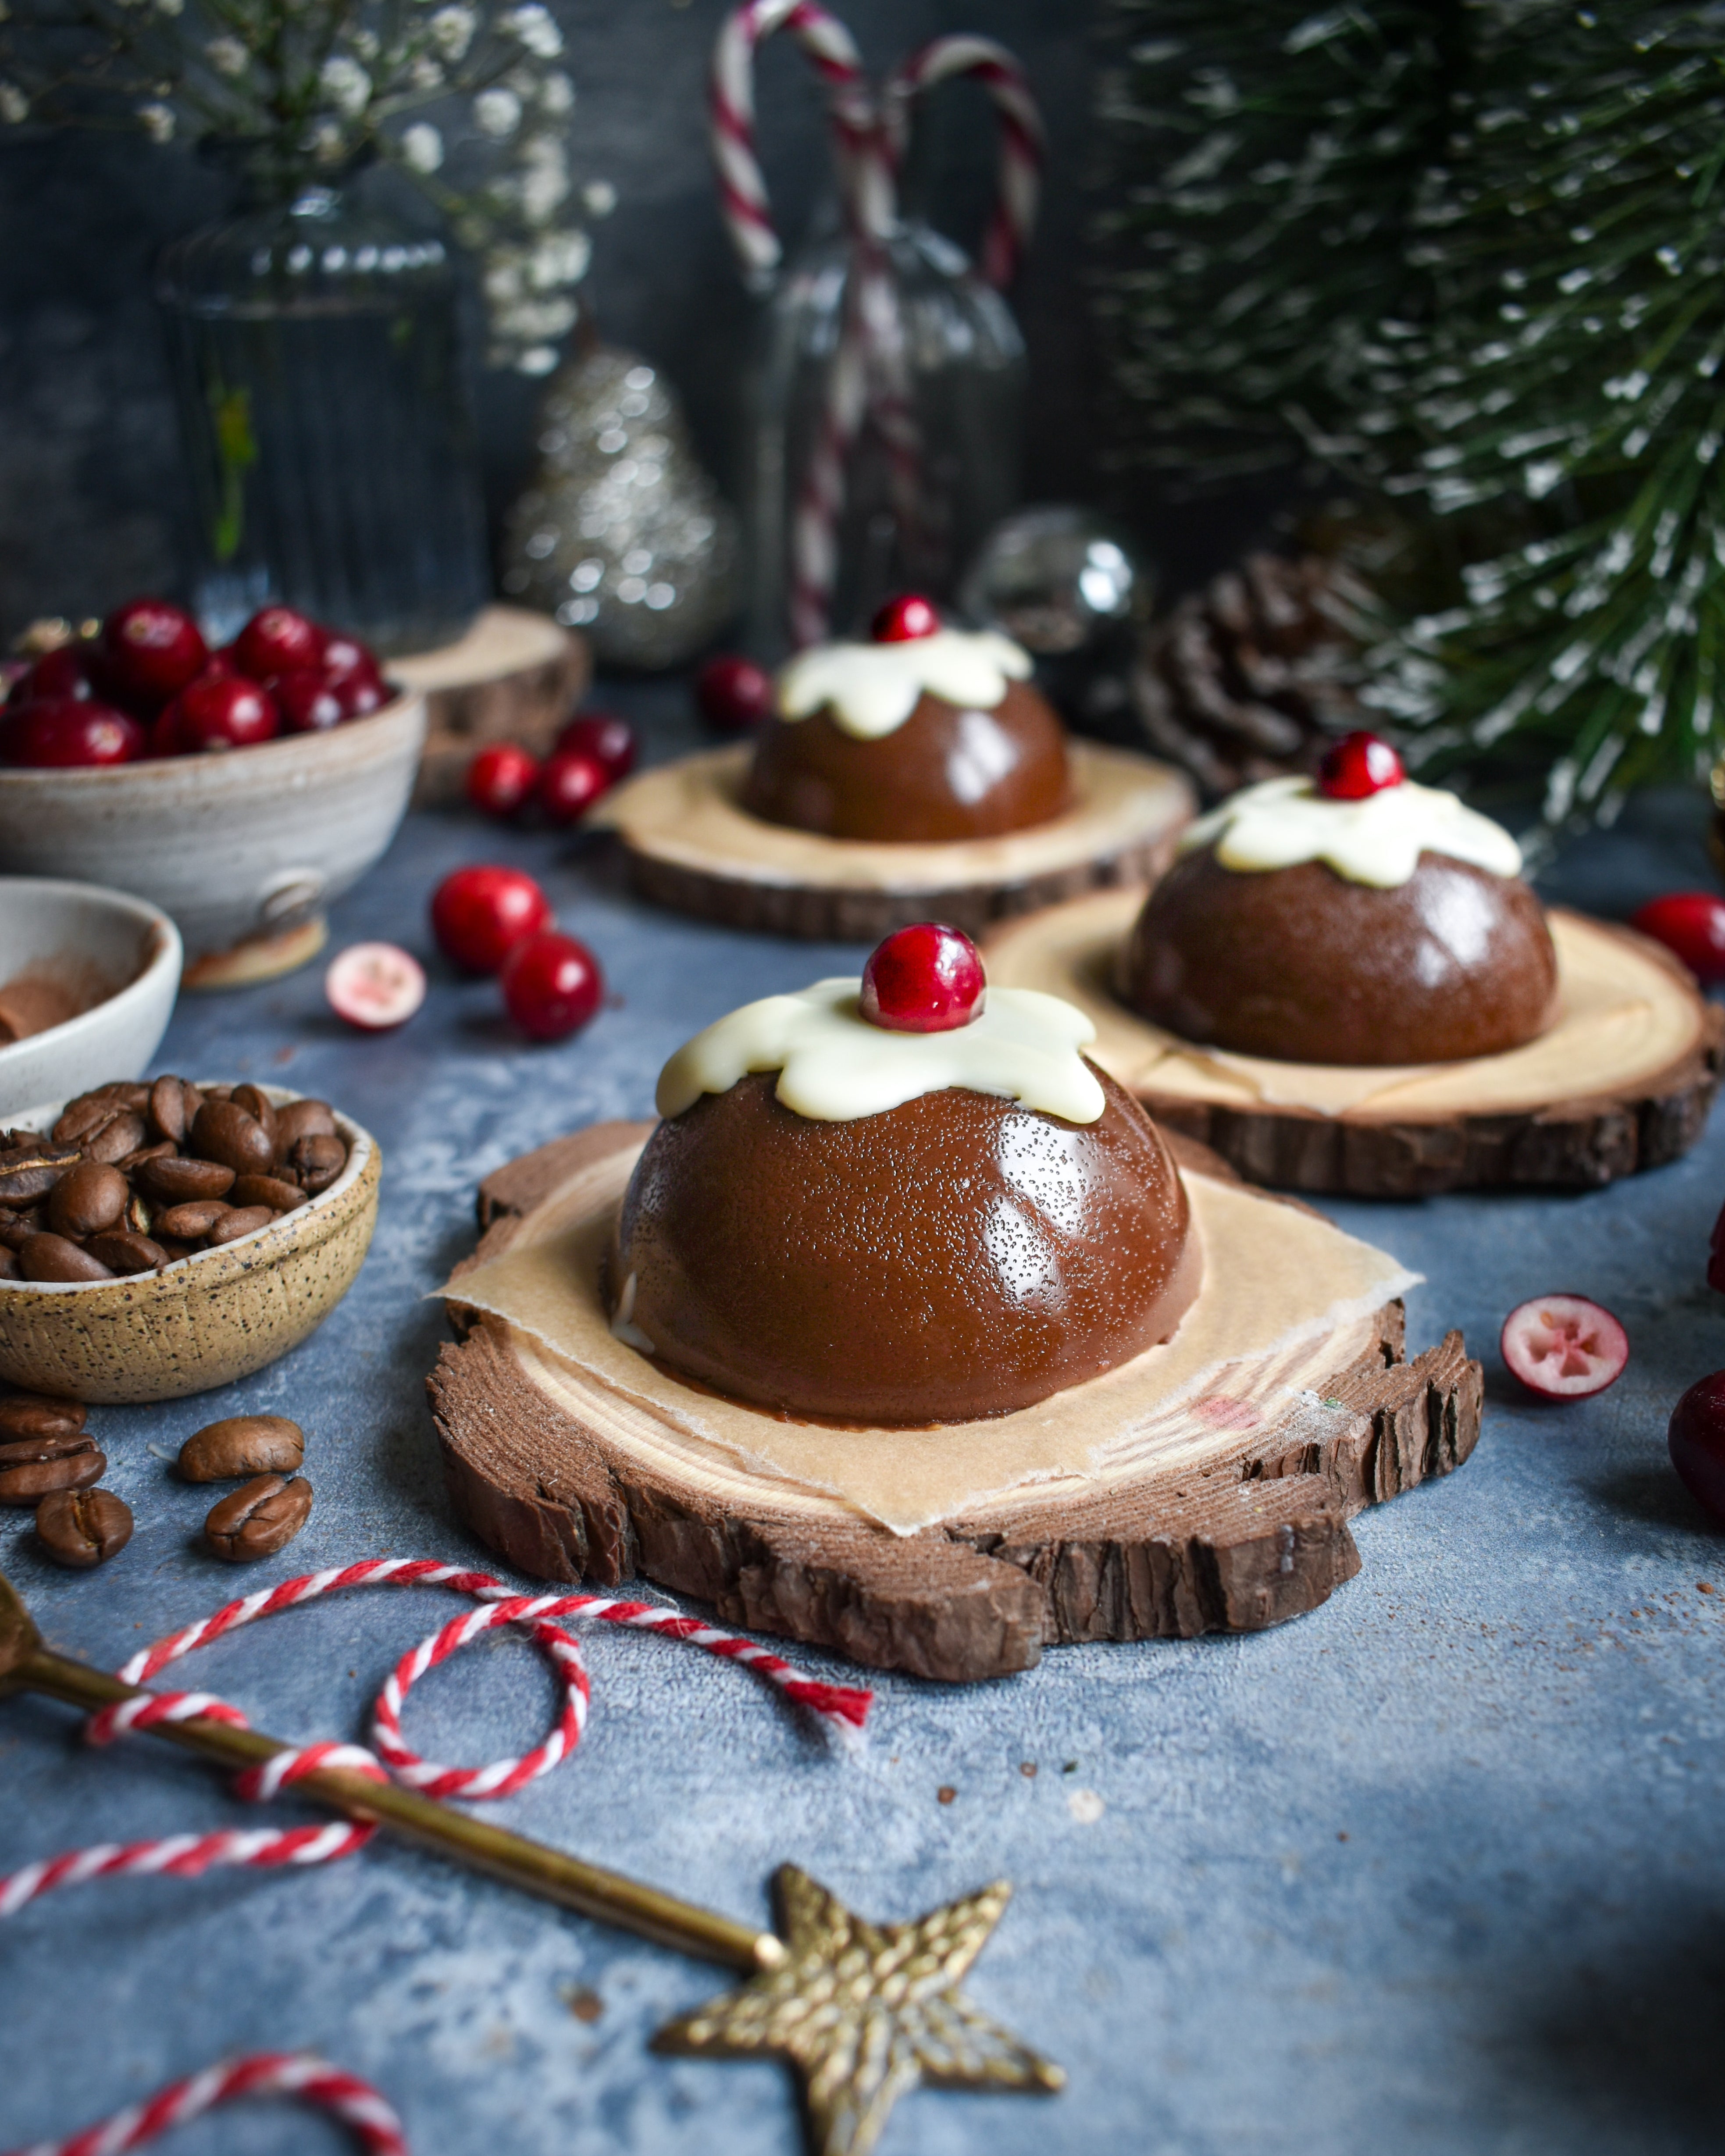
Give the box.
[203,1205,274,1247]
[45,1160,129,1240]
[274,1099,336,1162]
[53,1087,138,1144]
[37,1486,132,1568]
[178,1414,304,1482]
[0,1147,78,1206]
[0,1211,34,1250]
[230,1085,278,1150]
[20,1232,114,1283]
[153,1237,196,1263]
[0,1391,85,1440]
[230,1174,307,1214]
[124,1190,153,1236]
[116,1140,176,1176]
[137,1154,235,1204]
[0,1431,105,1504]
[148,1074,190,1145]
[83,1110,148,1165]
[0,1130,46,1155]
[0,1247,16,1277]
[286,1132,346,1194]
[192,1100,274,1177]
[85,1230,169,1276]
[154,1200,229,1240]
[205,1473,312,1561]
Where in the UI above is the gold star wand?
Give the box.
[0,1570,1062,2155]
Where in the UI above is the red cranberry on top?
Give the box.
[1317,730,1404,801]
[869,593,941,643]
[859,922,986,1033]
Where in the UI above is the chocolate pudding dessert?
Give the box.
[741,595,1069,844]
[610,923,1200,1425]
[1122,733,1559,1066]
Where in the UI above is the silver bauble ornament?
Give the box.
[957,503,1151,655]
[502,344,741,670]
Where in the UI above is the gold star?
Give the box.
[652,1864,1064,2156]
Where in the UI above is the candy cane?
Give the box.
[886,36,1045,289]
[3,2052,408,2156]
[0,1557,871,1919]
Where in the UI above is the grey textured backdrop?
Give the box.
[0,0,1127,643]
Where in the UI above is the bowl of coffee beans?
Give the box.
[0,1075,378,1401]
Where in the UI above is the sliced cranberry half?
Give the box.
[870,593,941,643]
[1629,891,1725,986]
[1318,730,1405,801]
[859,922,986,1033]
[325,941,427,1031]
[1668,1370,1725,1523]
[1500,1293,1629,1400]
[694,654,774,733]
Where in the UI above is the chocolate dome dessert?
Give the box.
[1122,733,1559,1066]
[741,595,1070,844]
[610,923,1200,1425]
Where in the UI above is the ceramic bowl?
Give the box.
[0,1087,379,1403]
[0,879,182,1120]
[0,692,427,983]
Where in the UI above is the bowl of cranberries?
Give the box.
[0,600,426,982]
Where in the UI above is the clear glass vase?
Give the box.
[743,210,1026,657]
[156,151,490,656]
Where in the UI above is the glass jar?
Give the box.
[742,208,1026,657]
[156,150,490,655]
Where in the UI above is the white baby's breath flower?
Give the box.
[349,27,379,59]
[320,54,371,116]
[408,53,443,89]
[582,179,616,217]
[473,85,521,137]
[536,70,574,115]
[0,82,26,122]
[138,100,175,140]
[502,3,561,56]
[399,121,443,173]
[484,256,525,302]
[309,118,345,162]
[428,4,474,59]
[205,36,247,76]
[517,345,560,376]
[153,0,184,16]
[531,228,589,285]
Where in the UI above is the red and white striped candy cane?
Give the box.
[886,35,1045,289]
[0,1557,871,1919]
[3,2051,407,2156]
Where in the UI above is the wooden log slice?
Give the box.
[592,742,1195,943]
[391,605,590,808]
[984,888,1725,1197]
[427,1122,1482,1683]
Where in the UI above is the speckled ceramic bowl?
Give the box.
[0,692,426,983]
[0,1086,379,1403]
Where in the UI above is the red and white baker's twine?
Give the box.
[5,2053,407,2156]
[0,1556,872,1918]
[710,0,1044,645]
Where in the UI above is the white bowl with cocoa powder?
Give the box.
[0,879,182,1120]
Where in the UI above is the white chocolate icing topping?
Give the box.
[1180,774,1523,888]
[656,979,1105,1126]
[776,627,1034,740]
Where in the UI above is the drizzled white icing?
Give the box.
[776,627,1033,741]
[656,979,1105,1125]
[1180,774,1522,889]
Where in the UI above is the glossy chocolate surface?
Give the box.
[741,679,1070,843]
[1122,845,1560,1066]
[611,1063,1198,1425]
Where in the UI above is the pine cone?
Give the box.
[1130,553,1376,799]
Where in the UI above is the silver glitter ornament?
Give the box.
[957,504,1151,656]
[502,344,741,670]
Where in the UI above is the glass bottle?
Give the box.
[742,185,1027,658]
[156,149,490,656]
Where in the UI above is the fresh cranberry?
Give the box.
[695,654,774,733]
[466,742,540,818]
[1710,1196,1725,1294]
[1668,1370,1725,1523]
[149,702,190,758]
[167,674,280,752]
[870,593,941,643]
[1500,1293,1629,1400]
[502,930,604,1041]
[101,599,208,708]
[319,633,381,686]
[335,671,389,718]
[14,645,97,705]
[325,941,427,1031]
[537,747,611,825]
[274,668,346,734]
[3,697,145,768]
[430,864,552,974]
[556,710,636,778]
[1629,892,1725,985]
[234,606,324,680]
[1318,730,1404,800]
[859,922,986,1033]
